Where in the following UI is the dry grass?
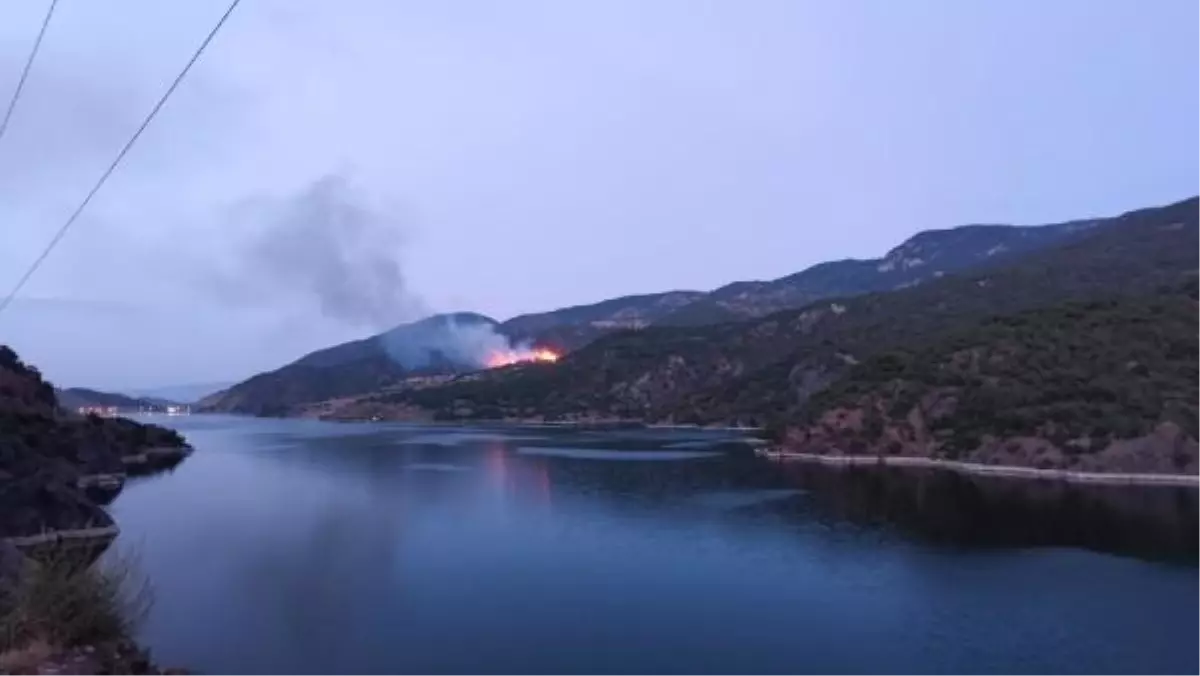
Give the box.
[0,544,153,659]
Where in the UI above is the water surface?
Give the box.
[112,416,1199,674]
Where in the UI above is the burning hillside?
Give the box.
[485,347,560,368]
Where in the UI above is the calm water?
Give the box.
[110,415,1198,674]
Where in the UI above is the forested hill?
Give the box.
[653,206,1105,326]
[383,195,1198,432]
[203,196,1195,417]
[782,279,1198,473]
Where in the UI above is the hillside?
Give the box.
[201,294,709,415]
[781,284,1198,473]
[654,212,1102,325]
[0,345,191,542]
[501,290,705,348]
[206,198,1191,418]
[198,312,506,415]
[380,196,1198,434]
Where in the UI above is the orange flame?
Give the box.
[485,347,560,368]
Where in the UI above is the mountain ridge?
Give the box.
[202,196,1199,421]
[654,215,1104,326]
[201,192,1195,422]
[372,195,1197,434]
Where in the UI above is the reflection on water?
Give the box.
[774,464,1199,563]
[517,446,723,461]
[110,416,1198,675]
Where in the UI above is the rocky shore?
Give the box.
[758,448,1200,487]
[1,345,194,674]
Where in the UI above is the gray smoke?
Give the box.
[213,174,426,329]
[209,174,550,369]
[379,314,543,371]
[439,319,520,365]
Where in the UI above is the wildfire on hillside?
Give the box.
[485,347,560,369]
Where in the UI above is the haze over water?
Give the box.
[110,416,1198,674]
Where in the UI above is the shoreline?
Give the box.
[2,524,121,548]
[215,410,767,434]
[758,449,1200,487]
[77,473,126,489]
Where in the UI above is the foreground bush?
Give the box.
[0,544,152,672]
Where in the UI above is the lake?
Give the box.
[110,415,1198,674]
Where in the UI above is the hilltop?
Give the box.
[197,312,500,416]
[655,213,1101,326]
[202,197,1194,419]
[379,197,1197,427]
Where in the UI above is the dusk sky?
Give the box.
[1,0,1196,391]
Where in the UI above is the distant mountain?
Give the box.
[382,196,1198,436]
[656,215,1102,326]
[55,387,181,412]
[206,196,1199,426]
[125,382,233,404]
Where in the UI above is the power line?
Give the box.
[0,0,242,320]
[0,0,59,146]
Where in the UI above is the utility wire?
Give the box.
[0,0,242,320]
[0,0,59,146]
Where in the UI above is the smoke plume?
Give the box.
[209,174,554,371]
[378,314,548,371]
[212,174,426,329]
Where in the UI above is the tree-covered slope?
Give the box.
[784,282,1197,473]
[387,196,1198,430]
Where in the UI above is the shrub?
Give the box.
[0,545,152,656]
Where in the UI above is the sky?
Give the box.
[0,0,1196,391]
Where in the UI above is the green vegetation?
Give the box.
[382,197,1198,434]
[805,286,1198,459]
[209,197,1197,418]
